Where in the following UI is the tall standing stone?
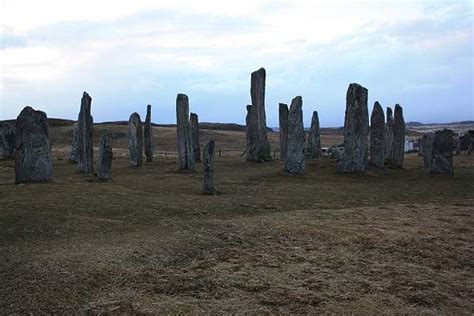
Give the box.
[306,111,321,159]
[246,104,256,159]
[77,92,93,173]
[337,83,369,173]
[15,106,52,184]
[430,129,454,174]
[390,104,405,169]
[285,96,305,174]
[176,94,195,171]
[69,122,78,163]
[369,102,385,167]
[279,103,289,161]
[190,113,201,162]
[247,68,271,162]
[202,140,216,194]
[144,104,153,162]
[97,133,113,181]
[128,112,143,167]
[421,133,435,168]
[384,107,394,162]
[0,122,15,160]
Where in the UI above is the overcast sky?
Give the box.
[1,0,473,127]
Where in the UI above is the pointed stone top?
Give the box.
[252,67,266,75]
[312,110,319,118]
[190,112,198,119]
[82,91,91,99]
[129,112,141,120]
[291,96,302,104]
[373,101,383,113]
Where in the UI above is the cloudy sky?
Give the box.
[0,0,472,127]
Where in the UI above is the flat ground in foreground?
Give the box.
[0,153,473,314]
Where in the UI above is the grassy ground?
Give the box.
[0,126,473,314]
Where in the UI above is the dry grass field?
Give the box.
[0,123,473,314]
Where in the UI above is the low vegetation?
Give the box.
[0,125,472,314]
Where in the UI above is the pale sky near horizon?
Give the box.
[0,0,473,127]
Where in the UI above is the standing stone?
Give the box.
[69,122,78,163]
[369,102,385,167]
[0,122,16,160]
[421,133,435,168]
[15,106,52,183]
[176,94,195,171]
[190,113,201,162]
[77,92,94,173]
[144,104,153,162]
[128,112,143,167]
[390,104,405,169]
[285,96,305,174]
[337,83,369,173]
[202,140,216,194]
[384,107,394,162]
[430,129,454,174]
[306,111,322,159]
[246,104,257,159]
[97,133,113,181]
[247,68,271,162]
[279,103,289,160]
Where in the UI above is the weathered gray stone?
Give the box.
[128,112,143,167]
[457,131,474,154]
[0,122,15,160]
[176,94,195,170]
[306,111,321,159]
[247,68,271,162]
[77,92,94,173]
[246,104,256,159]
[144,104,153,162]
[369,102,385,167]
[337,83,369,173]
[279,103,289,160]
[15,106,52,184]
[430,129,454,174]
[384,107,394,162]
[390,104,405,169]
[202,140,216,194]
[69,122,78,163]
[421,133,435,168]
[97,133,112,181]
[285,96,305,174]
[190,113,201,162]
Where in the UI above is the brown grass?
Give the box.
[0,124,473,314]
